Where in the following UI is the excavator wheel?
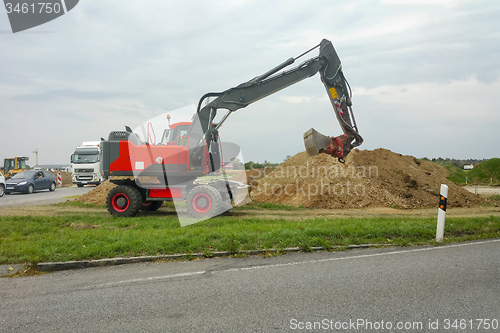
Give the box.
[107,185,142,217]
[140,200,163,212]
[186,185,223,219]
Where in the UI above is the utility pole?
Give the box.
[32,148,38,166]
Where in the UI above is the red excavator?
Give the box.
[100,39,363,220]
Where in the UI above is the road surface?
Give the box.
[0,186,94,208]
[463,185,500,196]
[1,239,499,332]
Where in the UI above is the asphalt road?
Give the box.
[0,186,94,207]
[463,185,500,196]
[1,239,499,332]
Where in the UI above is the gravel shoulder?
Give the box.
[463,185,500,195]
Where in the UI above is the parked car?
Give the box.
[5,170,56,194]
[0,173,5,197]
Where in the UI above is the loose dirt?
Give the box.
[246,167,274,188]
[1,202,498,219]
[72,148,485,210]
[47,171,72,186]
[250,148,484,209]
[74,178,121,205]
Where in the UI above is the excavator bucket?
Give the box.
[303,128,333,156]
[304,128,352,161]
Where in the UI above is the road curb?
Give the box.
[36,244,389,272]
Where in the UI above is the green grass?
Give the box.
[443,163,469,185]
[1,209,499,265]
[468,158,500,185]
[55,201,106,209]
[440,158,500,185]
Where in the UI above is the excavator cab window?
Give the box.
[159,125,190,145]
[170,126,190,145]
[159,129,170,145]
[175,129,188,142]
[175,130,189,147]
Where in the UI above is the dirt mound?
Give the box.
[74,179,121,205]
[75,149,483,209]
[251,148,484,209]
[48,171,72,186]
[246,167,274,188]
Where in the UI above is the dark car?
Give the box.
[5,170,57,194]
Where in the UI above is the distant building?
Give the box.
[464,164,474,170]
[34,165,72,172]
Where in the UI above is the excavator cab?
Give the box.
[159,122,191,145]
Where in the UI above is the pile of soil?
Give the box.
[251,148,484,209]
[48,171,72,186]
[75,176,158,205]
[75,148,484,209]
[246,167,274,188]
[74,179,120,205]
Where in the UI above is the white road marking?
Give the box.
[94,271,206,288]
[221,239,500,273]
[94,239,499,288]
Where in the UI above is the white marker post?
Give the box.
[436,184,448,242]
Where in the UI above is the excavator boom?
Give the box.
[191,39,363,162]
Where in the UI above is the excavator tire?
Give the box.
[140,200,163,211]
[107,185,142,217]
[186,185,223,219]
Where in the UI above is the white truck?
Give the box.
[71,141,106,187]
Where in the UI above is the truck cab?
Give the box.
[71,141,106,187]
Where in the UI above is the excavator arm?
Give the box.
[190,39,363,163]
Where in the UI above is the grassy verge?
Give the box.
[443,164,468,185]
[442,158,500,185]
[1,205,499,265]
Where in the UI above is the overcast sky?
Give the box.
[1,0,499,166]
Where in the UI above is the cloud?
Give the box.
[380,0,455,5]
[354,76,500,158]
[279,96,313,104]
[0,0,499,164]
[9,89,135,101]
